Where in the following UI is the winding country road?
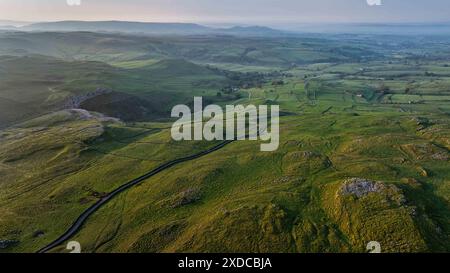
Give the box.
[37,140,234,253]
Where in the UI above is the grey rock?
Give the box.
[64,88,112,109]
[431,152,449,161]
[170,188,201,208]
[341,178,385,198]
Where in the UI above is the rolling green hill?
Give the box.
[0,32,449,253]
[0,31,382,66]
[0,56,233,127]
[1,77,449,252]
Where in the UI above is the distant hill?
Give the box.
[21,20,284,36]
[0,20,31,27]
[23,21,212,35]
[0,31,380,68]
[0,25,17,31]
[282,22,450,35]
[222,26,282,36]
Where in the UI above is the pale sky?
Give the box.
[0,0,449,24]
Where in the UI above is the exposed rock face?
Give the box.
[341,178,385,198]
[68,108,121,123]
[431,152,449,161]
[64,88,112,109]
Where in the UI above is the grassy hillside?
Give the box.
[0,33,449,253]
[0,109,227,252]
[0,32,383,67]
[0,56,233,127]
[65,73,448,253]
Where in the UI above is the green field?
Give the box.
[0,31,449,253]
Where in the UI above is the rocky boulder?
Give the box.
[341,178,385,198]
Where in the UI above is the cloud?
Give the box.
[67,0,81,6]
[367,0,382,6]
